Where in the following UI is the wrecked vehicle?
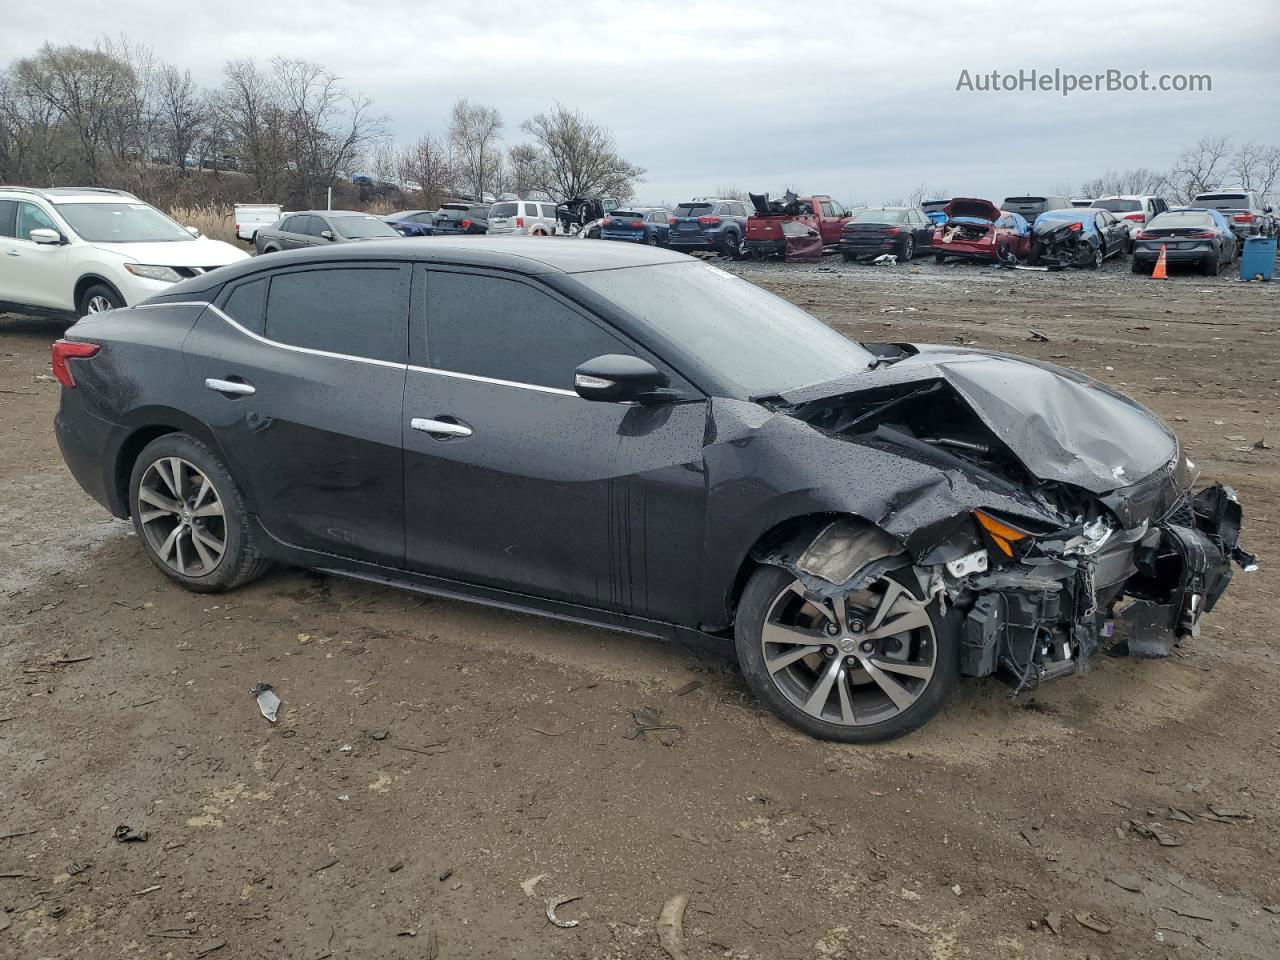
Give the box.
[1030,208,1132,269]
[933,199,1031,265]
[745,191,850,259]
[555,196,619,238]
[53,240,1253,743]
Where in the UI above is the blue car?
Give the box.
[383,210,437,237]
[600,207,671,245]
[666,198,752,256]
[921,199,951,226]
[1030,208,1130,268]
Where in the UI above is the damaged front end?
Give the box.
[755,348,1257,693]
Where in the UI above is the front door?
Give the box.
[0,200,71,310]
[185,261,410,566]
[402,266,708,620]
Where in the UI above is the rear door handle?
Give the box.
[411,417,473,439]
[205,377,256,396]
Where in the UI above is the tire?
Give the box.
[77,283,124,316]
[900,236,914,261]
[935,253,947,264]
[841,252,856,262]
[734,564,960,743]
[128,432,270,593]
[646,233,660,246]
[1200,254,1219,276]
[1132,258,1147,274]
[1086,245,1103,270]
[720,232,741,258]
[261,245,279,255]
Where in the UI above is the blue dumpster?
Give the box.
[1239,235,1277,281]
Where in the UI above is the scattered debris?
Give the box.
[546,894,582,928]
[624,706,684,741]
[438,868,453,883]
[528,713,571,737]
[950,884,962,896]
[369,729,388,741]
[657,893,690,960]
[50,655,94,665]
[1027,329,1050,342]
[1044,911,1063,936]
[1073,912,1112,934]
[112,824,149,843]
[65,862,92,876]
[195,938,227,957]
[0,910,10,933]
[1206,804,1252,821]
[1160,904,1214,922]
[1169,808,1196,824]
[1106,873,1144,893]
[132,884,163,896]
[672,828,711,846]
[1125,820,1182,846]
[521,874,548,898]
[311,856,339,873]
[1253,438,1271,450]
[872,254,898,266]
[251,682,281,723]
[394,741,450,756]
[673,680,704,697]
[388,861,404,873]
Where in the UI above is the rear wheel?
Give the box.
[735,564,959,743]
[900,236,915,261]
[720,231,741,258]
[934,253,947,264]
[129,433,269,593]
[77,283,123,316]
[841,252,856,262]
[1132,258,1147,273]
[1201,254,1220,276]
[646,233,660,246]
[1087,245,1103,269]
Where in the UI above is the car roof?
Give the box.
[156,237,692,300]
[1096,194,1155,200]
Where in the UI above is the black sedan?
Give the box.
[839,207,935,262]
[253,210,401,254]
[52,240,1252,742]
[1029,208,1131,269]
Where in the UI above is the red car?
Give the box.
[745,192,851,259]
[933,198,1032,264]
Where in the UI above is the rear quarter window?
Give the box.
[222,278,267,335]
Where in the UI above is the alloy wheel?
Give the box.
[137,457,227,577]
[86,295,115,314]
[760,576,936,726]
[902,237,914,260]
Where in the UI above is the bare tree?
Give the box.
[449,98,503,200]
[217,58,287,197]
[1078,168,1170,199]
[156,65,205,174]
[518,102,644,202]
[905,183,949,207]
[713,184,748,201]
[1231,142,1280,200]
[395,133,456,208]
[1168,135,1233,203]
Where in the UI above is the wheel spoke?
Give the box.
[190,524,225,557]
[862,659,917,712]
[836,670,856,724]
[158,525,182,564]
[761,620,824,648]
[866,579,911,632]
[802,655,844,717]
[138,486,181,514]
[766,644,822,675]
[167,458,186,499]
[861,605,932,642]
[173,532,187,575]
[192,477,213,511]
[192,499,224,519]
[189,529,216,571]
[868,658,934,680]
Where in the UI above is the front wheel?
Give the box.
[735,564,959,743]
[129,433,270,593]
[78,283,124,316]
[899,236,914,261]
[934,253,947,264]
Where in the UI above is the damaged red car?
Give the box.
[745,192,850,260]
[933,198,1032,264]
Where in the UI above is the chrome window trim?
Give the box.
[207,302,578,396]
[134,300,210,309]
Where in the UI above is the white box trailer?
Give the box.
[234,204,282,242]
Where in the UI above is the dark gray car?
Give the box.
[254,210,400,254]
[1190,189,1275,241]
[1000,195,1073,225]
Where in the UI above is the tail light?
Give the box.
[697,216,721,225]
[515,216,524,228]
[1123,212,1145,222]
[668,217,677,225]
[884,226,900,235]
[1185,230,1216,239]
[602,217,614,226]
[234,222,240,232]
[1233,213,1255,223]
[1135,230,1154,240]
[1068,222,1082,232]
[460,219,472,229]
[51,340,100,388]
[630,219,643,228]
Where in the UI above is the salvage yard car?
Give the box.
[1189,189,1275,242]
[51,239,1254,743]
[1029,208,1131,269]
[932,198,1031,264]
[1092,195,1170,239]
[1001,194,1072,225]
[600,207,671,245]
[382,210,438,237]
[1132,208,1237,276]
[838,207,935,262]
[666,198,752,257]
[254,210,401,254]
[0,186,248,317]
[745,192,850,259]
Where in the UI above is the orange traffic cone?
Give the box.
[1152,243,1169,279]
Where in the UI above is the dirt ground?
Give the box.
[1,255,1278,960]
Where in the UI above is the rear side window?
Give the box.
[280,215,306,233]
[223,278,267,334]
[423,271,633,390]
[0,199,15,238]
[265,265,409,363]
[541,204,557,219]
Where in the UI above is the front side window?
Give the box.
[14,201,59,240]
[265,265,409,363]
[55,201,193,243]
[424,271,633,390]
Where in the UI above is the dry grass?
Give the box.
[168,204,239,245]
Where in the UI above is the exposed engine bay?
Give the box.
[752,343,1257,692]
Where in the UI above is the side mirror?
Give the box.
[29,227,63,245]
[1266,205,1274,214]
[574,354,667,403]
[320,230,335,241]
[185,225,200,237]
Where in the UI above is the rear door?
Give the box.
[401,266,708,618]
[186,261,409,565]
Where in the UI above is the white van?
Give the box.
[486,200,559,236]
[234,203,283,242]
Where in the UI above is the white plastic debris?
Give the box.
[251,682,281,723]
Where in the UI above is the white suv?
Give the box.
[0,186,248,318]
[1092,195,1170,239]
[486,200,560,236]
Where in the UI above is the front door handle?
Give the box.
[4,250,18,257]
[205,377,256,397]
[411,417,473,439]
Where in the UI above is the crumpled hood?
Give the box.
[779,344,1177,494]
[91,236,249,267]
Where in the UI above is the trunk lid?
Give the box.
[944,198,1001,222]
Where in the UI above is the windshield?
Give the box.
[851,208,903,223]
[1093,198,1141,212]
[1194,194,1248,211]
[57,202,193,243]
[331,216,398,239]
[572,261,874,397]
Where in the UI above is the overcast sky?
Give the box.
[5,0,1278,204]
